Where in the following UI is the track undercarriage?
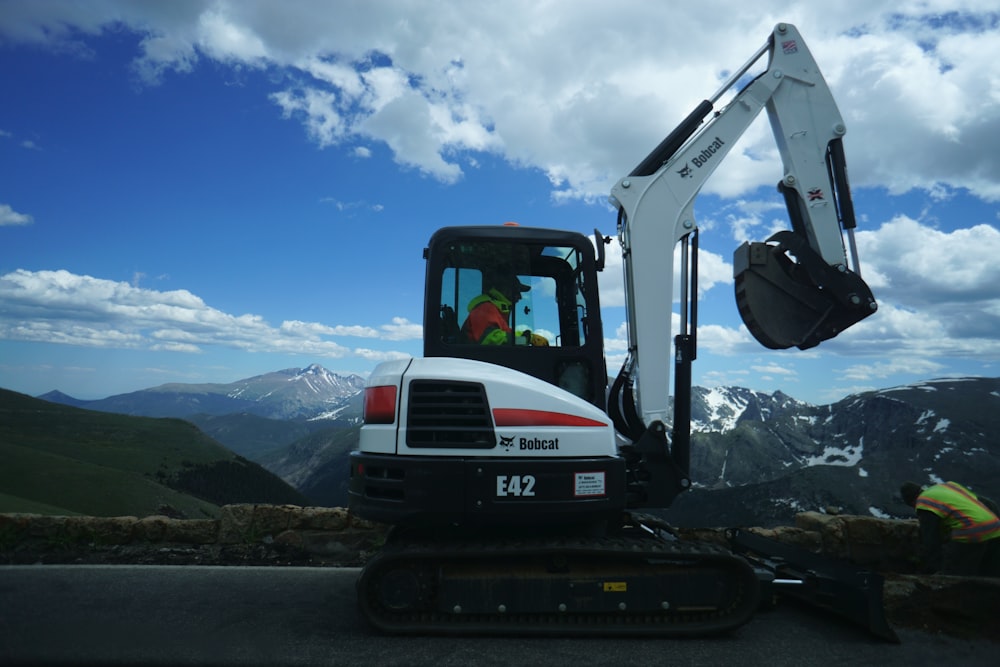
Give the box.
[356,518,760,637]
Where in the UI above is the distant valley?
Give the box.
[15,365,1000,528]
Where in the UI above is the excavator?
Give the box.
[348,23,885,638]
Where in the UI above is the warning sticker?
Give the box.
[574,471,606,497]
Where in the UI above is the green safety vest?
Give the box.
[915,482,1000,543]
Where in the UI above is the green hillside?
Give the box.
[0,388,307,517]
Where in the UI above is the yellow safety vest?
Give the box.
[915,481,1000,543]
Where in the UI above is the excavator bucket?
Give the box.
[734,232,877,350]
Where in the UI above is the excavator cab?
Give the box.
[423,225,608,409]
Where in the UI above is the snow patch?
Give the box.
[310,404,356,421]
[868,506,890,519]
[805,438,864,467]
[773,497,806,512]
[933,447,953,461]
[700,387,747,432]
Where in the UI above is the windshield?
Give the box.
[438,240,590,347]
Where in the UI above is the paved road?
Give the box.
[0,565,994,666]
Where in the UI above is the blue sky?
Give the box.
[1,1,999,405]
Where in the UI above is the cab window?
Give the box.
[438,242,589,348]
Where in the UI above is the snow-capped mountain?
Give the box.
[36,369,1000,530]
[214,364,366,419]
[37,364,366,420]
[690,385,809,433]
[678,378,999,488]
[665,377,1000,527]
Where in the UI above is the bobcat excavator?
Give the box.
[349,23,885,638]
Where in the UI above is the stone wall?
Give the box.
[0,504,386,564]
[671,511,921,572]
[1,505,919,569]
[793,511,921,569]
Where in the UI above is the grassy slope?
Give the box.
[0,441,220,518]
[0,491,79,516]
[0,388,298,517]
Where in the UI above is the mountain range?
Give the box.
[39,363,366,421]
[27,366,1000,529]
[665,378,1000,527]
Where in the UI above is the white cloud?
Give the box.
[859,216,1000,303]
[0,203,33,226]
[319,197,383,214]
[133,32,199,83]
[0,269,416,359]
[196,7,270,63]
[359,87,468,182]
[271,87,346,147]
[697,323,758,357]
[5,2,998,202]
[838,356,946,383]
[686,214,1000,364]
[380,317,423,341]
[750,362,797,377]
[2,1,999,402]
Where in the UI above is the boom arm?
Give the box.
[609,24,875,447]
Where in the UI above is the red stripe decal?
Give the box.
[492,408,607,428]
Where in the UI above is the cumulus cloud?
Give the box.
[2,1,998,401]
[380,317,424,341]
[689,216,1000,365]
[0,203,33,226]
[4,2,999,201]
[0,269,417,360]
[859,216,1000,303]
[599,211,1000,374]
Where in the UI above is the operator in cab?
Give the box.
[461,274,548,346]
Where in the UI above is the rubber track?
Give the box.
[356,530,760,637]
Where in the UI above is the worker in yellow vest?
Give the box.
[900,480,1000,576]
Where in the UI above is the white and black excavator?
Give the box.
[349,23,889,639]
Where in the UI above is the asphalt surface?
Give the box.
[0,565,995,666]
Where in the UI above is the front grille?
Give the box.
[405,380,495,448]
